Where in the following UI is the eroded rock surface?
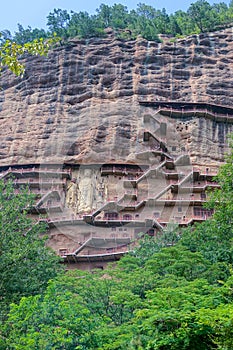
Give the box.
[1,29,233,267]
[0,28,232,166]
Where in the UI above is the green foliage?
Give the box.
[187,0,215,33]
[181,137,233,266]
[4,1,233,46]
[0,35,57,76]
[46,8,70,38]
[110,4,129,30]
[2,285,102,349]
[172,10,194,35]
[68,11,104,39]
[13,24,47,45]
[126,223,181,269]
[127,4,165,41]
[0,180,62,319]
[145,246,210,280]
[2,259,233,349]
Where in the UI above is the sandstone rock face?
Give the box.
[0,28,232,166]
[1,29,233,268]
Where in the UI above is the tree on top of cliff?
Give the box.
[187,0,215,32]
[47,8,70,38]
[13,24,47,45]
[4,0,232,44]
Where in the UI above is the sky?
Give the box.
[0,0,231,34]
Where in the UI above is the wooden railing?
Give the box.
[139,101,233,120]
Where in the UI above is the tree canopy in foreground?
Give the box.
[0,180,63,321]
[0,34,57,76]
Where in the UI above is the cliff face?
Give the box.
[0,28,233,167]
[1,29,233,267]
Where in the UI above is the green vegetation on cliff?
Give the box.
[0,139,233,349]
[1,0,233,44]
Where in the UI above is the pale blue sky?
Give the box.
[1,0,230,33]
